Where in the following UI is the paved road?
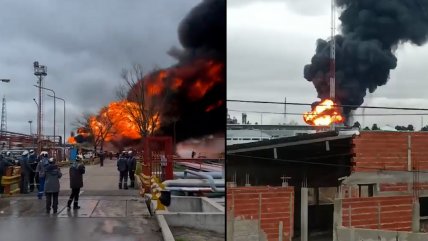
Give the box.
[0,158,163,241]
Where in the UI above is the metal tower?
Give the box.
[1,96,6,135]
[330,0,336,100]
[34,61,47,153]
[330,0,336,130]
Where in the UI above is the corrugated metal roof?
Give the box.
[227,131,356,153]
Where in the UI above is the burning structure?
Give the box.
[303,0,428,126]
[70,0,225,148]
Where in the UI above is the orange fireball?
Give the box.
[67,137,77,144]
[88,100,161,141]
[303,99,344,126]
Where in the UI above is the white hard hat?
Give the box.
[128,151,132,154]
[22,150,29,156]
[29,150,35,154]
[6,151,11,156]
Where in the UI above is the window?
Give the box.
[358,184,374,197]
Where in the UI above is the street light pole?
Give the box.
[33,99,39,150]
[28,120,33,135]
[34,61,47,153]
[47,94,66,160]
[34,85,55,145]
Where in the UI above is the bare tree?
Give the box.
[90,107,116,151]
[117,64,168,137]
[73,110,115,152]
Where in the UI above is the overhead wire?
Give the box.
[227,109,428,116]
[227,153,428,174]
[227,99,428,112]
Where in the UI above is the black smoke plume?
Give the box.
[304,0,428,117]
[131,0,225,142]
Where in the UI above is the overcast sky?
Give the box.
[227,0,428,129]
[0,0,200,140]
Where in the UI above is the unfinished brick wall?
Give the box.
[352,131,428,172]
[341,195,413,231]
[380,183,428,192]
[227,186,294,241]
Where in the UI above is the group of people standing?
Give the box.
[0,150,85,214]
[117,150,136,189]
[1,148,140,213]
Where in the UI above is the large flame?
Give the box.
[142,59,223,103]
[67,137,76,144]
[303,99,344,126]
[75,59,223,146]
[88,100,160,142]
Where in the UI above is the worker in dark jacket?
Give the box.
[44,158,62,214]
[127,151,136,188]
[67,158,85,210]
[28,150,38,192]
[0,154,13,194]
[117,152,128,189]
[36,151,50,199]
[19,150,32,194]
[99,151,105,167]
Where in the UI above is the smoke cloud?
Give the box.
[131,0,225,142]
[304,0,428,116]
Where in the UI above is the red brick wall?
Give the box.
[352,132,428,172]
[341,195,413,231]
[380,183,428,192]
[227,186,294,241]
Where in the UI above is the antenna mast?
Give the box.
[330,0,336,130]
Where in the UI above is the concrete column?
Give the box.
[301,187,308,241]
[412,200,420,232]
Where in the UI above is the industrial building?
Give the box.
[226,124,328,146]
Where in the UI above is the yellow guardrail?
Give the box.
[136,173,167,211]
[1,166,21,196]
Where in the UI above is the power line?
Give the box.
[228,99,428,112]
[228,109,428,116]
[228,153,428,174]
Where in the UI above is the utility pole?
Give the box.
[284,97,287,124]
